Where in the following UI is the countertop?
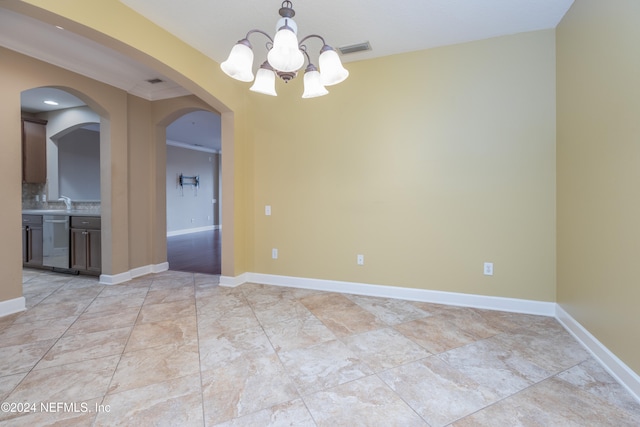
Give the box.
[22,209,101,217]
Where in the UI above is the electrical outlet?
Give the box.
[484,262,494,276]
[272,248,278,259]
[265,205,271,216]
[191,218,195,223]
[357,254,364,265]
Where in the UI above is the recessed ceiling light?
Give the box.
[44,100,59,106]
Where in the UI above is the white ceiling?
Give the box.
[120,0,574,64]
[1,1,574,153]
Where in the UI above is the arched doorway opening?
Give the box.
[164,110,222,275]
[20,86,105,275]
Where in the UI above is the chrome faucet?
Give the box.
[58,195,72,211]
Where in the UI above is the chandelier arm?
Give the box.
[244,29,274,44]
[298,34,326,48]
[299,45,312,67]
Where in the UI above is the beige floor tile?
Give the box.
[97,284,150,299]
[201,353,299,425]
[300,293,386,338]
[95,374,204,427]
[239,283,296,306]
[12,300,90,324]
[379,356,499,427]
[199,325,275,371]
[136,298,196,324]
[429,306,504,339]
[0,339,57,376]
[393,316,479,354]
[251,298,312,327]
[109,342,200,394]
[0,372,27,401]
[438,336,550,397]
[278,339,373,395]
[262,313,336,353]
[197,304,261,337]
[347,294,432,325]
[453,377,640,426]
[39,286,102,304]
[212,398,315,427]
[144,285,195,305]
[4,355,119,408]
[22,291,52,309]
[36,327,131,369]
[83,293,146,316]
[126,315,197,352]
[65,308,141,335]
[0,316,75,347]
[342,327,432,372]
[150,274,195,290]
[556,358,640,415]
[491,326,590,374]
[304,375,427,427]
[196,291,248,315]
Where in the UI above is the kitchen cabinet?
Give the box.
[21,117,48,184]
[22,215,43,267]
[70,216,101,275]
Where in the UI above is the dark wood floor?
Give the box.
[167,229,221,275]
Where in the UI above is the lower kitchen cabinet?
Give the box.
[22,215,43,267]
[70,216,101,275]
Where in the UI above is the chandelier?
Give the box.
[220,1,349,98]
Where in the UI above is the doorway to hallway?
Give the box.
[167,229,221,275]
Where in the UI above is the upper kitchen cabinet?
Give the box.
[22,117,48,183]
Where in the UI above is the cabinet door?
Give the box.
[86,229,101,273]
[24,226,43,266]
[22,119,47,184]
[29,226,43,265]
[70,228,87,271]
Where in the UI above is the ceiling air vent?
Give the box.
[338,41,371,55]
[146,78,164,84]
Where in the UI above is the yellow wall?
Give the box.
[251,30,557,301]
[557,0,640,372]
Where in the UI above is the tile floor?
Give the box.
[1,269,639,426]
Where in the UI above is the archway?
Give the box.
[165,110,222,275]
[20,86,106,274]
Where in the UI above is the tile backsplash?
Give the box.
[22,182,100,211]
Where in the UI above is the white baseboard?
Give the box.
[556,305,640,402]
[167,226,217,237]
[219,273,250,288]
[245,273,556,316]
[99,262,169,285]
[0,297,26,318]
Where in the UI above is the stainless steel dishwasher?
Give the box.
[42,215,70,268]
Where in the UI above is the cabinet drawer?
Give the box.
[71,216,101,229]
[22,215,43,225]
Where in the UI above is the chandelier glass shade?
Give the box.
[220,1,349,98]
